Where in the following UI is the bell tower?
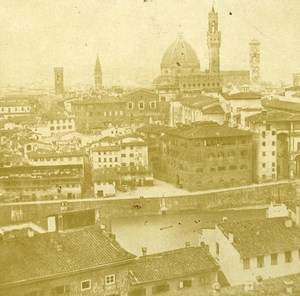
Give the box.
[207,5,221,76]
[94,54,102,90]
[249,39,260,84]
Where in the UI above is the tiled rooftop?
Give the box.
[246,110,300,123]
[0,225,135,287]
[218,218,300,258]
[129,246,218,284]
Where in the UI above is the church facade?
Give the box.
[153,6,250,94]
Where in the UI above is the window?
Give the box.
[81,280,91,291]
[262,152,266,157]
[240,164,248,169]
[153,283,169,294]
[243,258,250,269]
[115,111,118,116]
[262,142,266,147]
[210,167,216,172]
[68,125,72,129]
[127,102,133,110]
[228,151,235,157]
[272,151,275,156]
[285,251,292,263]
[57,126,61,130]
[52,285,70,295]
[272,130,276,136]
[50,126,54,131]
[138,101,145,110]
[229,165,237,170]
[179,280,192,289]
[105,274,115,285]
[150,101,156,109]
[271,253,278,265]
[272,141,275,146]
[266,124,271,131]
[218,166,226,171]
[62,125,66,130]
[272,162,275,167]
[257,256,264,268]
[262,163,266,168]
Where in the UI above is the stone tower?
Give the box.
[249,39,261,84]
[94,54,102,90]
[207,5,221,76]
[54,67,64,95]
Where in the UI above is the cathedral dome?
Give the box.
[160,33,200,76]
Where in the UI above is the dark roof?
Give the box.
[218,273,300,295]
[202,104,225,115]
[218,218,300,258]
[222,92,261,100]
[0,226,135,287]
[27,150,85,158]
[246,110,300,123]
[285,86,300,92]
[91,145,120,152]
[136,124,175,135]
[262,99,300,113]
[164,122,252,139]
[130,247,218,284]
[181,95,217,108]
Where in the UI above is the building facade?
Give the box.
[202,218,300,286]
[154,122,253,191]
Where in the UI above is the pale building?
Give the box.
[202,218,300,286]
[220,91,262,128]
[246,109,300,182]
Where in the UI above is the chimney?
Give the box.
[27,229,35,238]
[185,242,191,248]
[244,281,255,292]
[284,280,294,294]
[223,216,228,223]
[142,247,147,256]
[285,219,293,228]
[228,232,234,243]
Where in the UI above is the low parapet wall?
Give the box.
[0,181,295,227]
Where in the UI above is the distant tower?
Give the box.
[54,67,64,95]
[94,54,102,90]
[207,5,221,76]
[249,39,261,84]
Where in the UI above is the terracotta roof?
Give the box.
[222,92,261,100]
[91,145,120,152]
[218,218,300,258]
[164,122,252,139]
[137,124,175,135]
[0,226,135,287]
[202,104,225,115]
[285,86,300,92]
[218,273,300,295]
[27,150,85,158]
[262,99,300,113]
[130,246,218,284]
[246,110,300,123]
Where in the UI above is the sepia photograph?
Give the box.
[1,0,300,295]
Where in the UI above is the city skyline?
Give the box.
[0,0,299,88]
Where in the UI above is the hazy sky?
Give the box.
[0,0,299,88]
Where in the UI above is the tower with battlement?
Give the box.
[54,67,64,95]
[207,6,221,76]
